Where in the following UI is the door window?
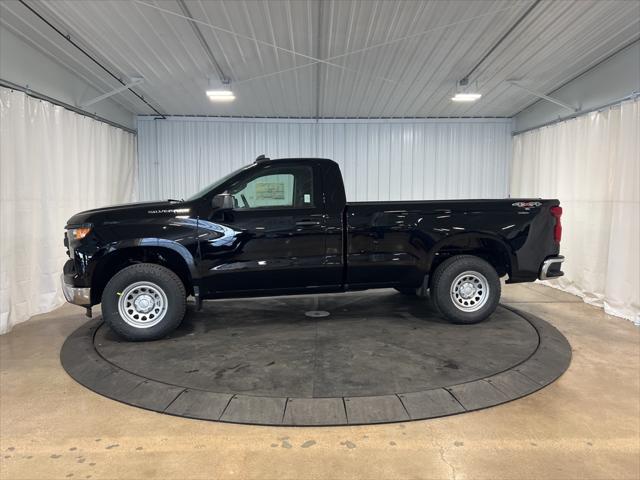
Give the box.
[228,166,314,209]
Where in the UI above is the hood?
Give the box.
[65,200,193,226]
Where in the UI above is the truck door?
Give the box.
[198,161,332,294]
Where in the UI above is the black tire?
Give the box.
[395,287,417,296]
[102,263,187,341]
[430,255,500,324]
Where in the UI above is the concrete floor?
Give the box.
[1,283,638,480]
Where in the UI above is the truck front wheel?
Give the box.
[102,263,187,341]
[430,255,500,324]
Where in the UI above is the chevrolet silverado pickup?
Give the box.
[62,156,564,341]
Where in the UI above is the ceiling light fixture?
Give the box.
[206,89,235,102]
[451,78,481,102]
[452,92,482,102]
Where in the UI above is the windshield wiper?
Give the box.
[167,198,184,203]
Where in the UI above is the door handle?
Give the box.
[296,220,321,226]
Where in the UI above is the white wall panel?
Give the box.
[137,117,512,203]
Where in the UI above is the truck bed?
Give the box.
[343,198,560,287]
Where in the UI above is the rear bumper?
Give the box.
[539,255,565,280]
[61,274,91,306]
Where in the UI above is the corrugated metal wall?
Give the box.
[137,118,512,202]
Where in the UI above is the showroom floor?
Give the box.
[1,284,638,480]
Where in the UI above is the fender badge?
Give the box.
[148,208,190,214]
[512,201,542,208]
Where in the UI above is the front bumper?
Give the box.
[61,274,91,306]
[539,255,565,280]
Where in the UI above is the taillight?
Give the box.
[550,206,563,243]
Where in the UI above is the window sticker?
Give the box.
[304,193,311,203]
[255,182,285,200]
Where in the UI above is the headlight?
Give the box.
[69,225,92,240]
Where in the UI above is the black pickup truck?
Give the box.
[62,156,564,341]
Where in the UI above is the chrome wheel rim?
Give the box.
[117,281,168,328]
[450,271,489,312]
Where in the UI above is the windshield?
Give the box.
[185,165,251,201]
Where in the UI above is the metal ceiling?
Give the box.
[1,0,638,118]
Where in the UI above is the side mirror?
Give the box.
[212,193,234,210]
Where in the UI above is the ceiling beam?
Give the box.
[230,3,525,87]
[17,0,165,117]
[314,0,324,120]
[175,0,230,85]
[508,80,579,112]
[461,0,542,84]
[81,77,144,108]
[135,0,398,86]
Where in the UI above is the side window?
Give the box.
[229,166,314,209]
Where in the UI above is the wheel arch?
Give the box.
[90,240,195,304]
[426,233,515,280]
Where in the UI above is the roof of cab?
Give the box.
[254,155,337,166]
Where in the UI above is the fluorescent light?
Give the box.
[451,93,482,102]
[206,89,235,102]
[208,95,235,102]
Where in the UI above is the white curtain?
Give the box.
[0,88,137,334]
[512,98,640,324]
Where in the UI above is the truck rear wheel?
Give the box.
[102,263,186,341]
[430,255,500,324]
